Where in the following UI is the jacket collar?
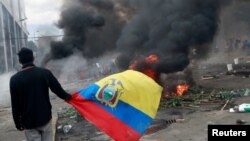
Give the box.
[22,63,35,70]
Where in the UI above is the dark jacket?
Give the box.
[9,66,71,129]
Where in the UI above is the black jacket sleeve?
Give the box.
[46,70,72,100]
[9,77,22,130]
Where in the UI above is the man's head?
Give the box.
[17,48,34,64]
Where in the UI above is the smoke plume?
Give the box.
[45,0,227,75]
[116,0,222,74]
[44,0,126,65]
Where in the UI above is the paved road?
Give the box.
[1,94,249,141]
[0,96,71,141]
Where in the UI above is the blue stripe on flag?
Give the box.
[78,84,153,134]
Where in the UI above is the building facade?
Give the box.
[0,0,28,73]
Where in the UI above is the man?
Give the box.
[9,48,72,141]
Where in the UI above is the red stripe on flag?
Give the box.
[67,93,142,141]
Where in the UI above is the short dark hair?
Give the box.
[18,48,34,64]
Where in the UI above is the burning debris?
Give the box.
[176,84,189,96]
[129,54,159,81]
[116,0,222,75]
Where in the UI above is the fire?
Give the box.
[142,55,159,80]
[176,84,189,96]
[129,54,159,69]
[129,54,159,81]
[128,60,138,70]
[145,54,158,64]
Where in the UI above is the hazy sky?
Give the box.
[24,0,63,38]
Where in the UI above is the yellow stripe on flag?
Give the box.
[95,70,163,118]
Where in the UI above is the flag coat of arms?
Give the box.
[67,70,163,141]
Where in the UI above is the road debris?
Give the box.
[63,125,72,134]
[236,119,248,125]
[229,103,250,113]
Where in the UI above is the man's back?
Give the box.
[10,47,71,141]
[10,66,71,129]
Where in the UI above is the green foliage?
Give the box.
[166,96,183,107]
[187,86,212,94]
[218,89,246,100]
[63,107,84,122]
[64,107,78,117]
[159,96,183,110]
[158,87,249,110]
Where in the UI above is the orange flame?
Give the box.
[129,60,138,70]
[143,55,159,80]
[176,84,189,96]
[129,54,159,80]
[145,54,158,64]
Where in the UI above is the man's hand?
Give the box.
[65,94,72,101]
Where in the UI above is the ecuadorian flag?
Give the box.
[67,70,163,141]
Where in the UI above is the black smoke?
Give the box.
[45,0,226,75]
[43,0,125,65]
[116,0,222,74]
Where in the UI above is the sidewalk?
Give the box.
[0,107,26,141]
[0,96,69,141]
